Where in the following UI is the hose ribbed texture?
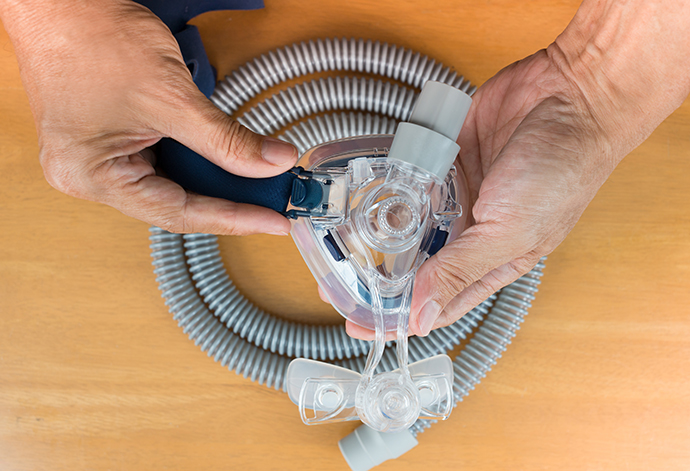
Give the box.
[150,38,545,442]
[408,263,544,436]
[279,111,397,155]
[211,38,475,117]
[151,230,291,390]
[183,233,370,361]
[231,77,417,136]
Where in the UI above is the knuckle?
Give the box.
[213,119,253,164]
[156,197,242,236]
[39,149,84,198]
[474,270,513,298]
[158,201,192,234]
[432,257,478,302]
[157,215,185,234]
[513,250,545,273]
[202,200,242,236]
[218,202,240,235]
[432,306,460,331]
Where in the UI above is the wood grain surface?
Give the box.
[2,1,690,470]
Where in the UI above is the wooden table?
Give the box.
[2,1,690,470]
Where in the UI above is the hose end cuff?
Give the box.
[338,424,418,471]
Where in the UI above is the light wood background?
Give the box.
[2,1,690,470]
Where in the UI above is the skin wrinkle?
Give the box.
[396,0,690,336]
[545,43,611,139]
[215,119,251,169]
[40,158,82,197]
[84,133,162,155]
[476,59,554,173]
[53,134,162,195]
[101,155,156,192]
[439,252,542,322]
[514,116,586,175]
[440,267,511,324]
[1,0,689,338]
[549,43,611,150]
[0,0,297,236]
[179,193,195,234]
[119,175,185,225]
[557,1,690,147]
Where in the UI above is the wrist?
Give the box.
[548,0,690,161]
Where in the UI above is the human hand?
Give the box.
[347,0,690,340]
[0,0,297,235]
[405,50,613,337]
[345,50,611,340]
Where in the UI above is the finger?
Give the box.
[154,85,298,178]
[455,90,485,199]
[330,292,405,341]
[317,286,330,303]
[139,147,156,166]
[345,320,399,342]
[94,153,291,235]
[431,254,542,330]
[410,221,531,337]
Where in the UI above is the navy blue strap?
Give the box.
[159,139,297,212]
[136,0,264,34]
[174,25,217,98]
[135,0,298,214]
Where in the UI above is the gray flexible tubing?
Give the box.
[150,38,545,438]
[183,232,494,364]
[211,38,475,116]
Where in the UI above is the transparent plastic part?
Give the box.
[287,135,466,432]
[289,136,466,332]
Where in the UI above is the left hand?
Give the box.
[0,0,297,236]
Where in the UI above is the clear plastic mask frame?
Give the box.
[289,135,464,333]
[286,134,467,432]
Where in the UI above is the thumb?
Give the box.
[155,85,298,178]
[410,222,538,336]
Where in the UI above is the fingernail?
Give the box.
[418,300,441,336]
[267,230,290,236]
[261,138,297,166]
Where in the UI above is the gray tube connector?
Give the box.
[338,424,418,471]
[387,81,472,180]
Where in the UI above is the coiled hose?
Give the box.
[150,38,546,440]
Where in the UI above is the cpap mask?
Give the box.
[284,81,472,432]
[143,12,547,465]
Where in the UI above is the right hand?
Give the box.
[344,0,690,340]
[1,0,298,235]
